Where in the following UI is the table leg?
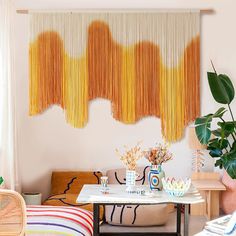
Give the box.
[211,191,220,218]
[176,204,181,234]
[184,204,189,236]
[93,204,100,236]
[206,190,220,220]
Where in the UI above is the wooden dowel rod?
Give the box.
[16,9,28,14]
[201,9,215,14]
[16,9,214,14]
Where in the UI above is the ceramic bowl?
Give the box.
[162,177,191,197]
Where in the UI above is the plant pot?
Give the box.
[126,170,137,192]
[22,192,42,205]
[221,170,236,214]
[148,165,165,191]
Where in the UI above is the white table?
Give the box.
[77,184,204,236]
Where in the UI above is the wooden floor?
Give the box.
[101,212,207,236]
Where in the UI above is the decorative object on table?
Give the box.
[101,176,108,187]
[135,187,146,195]
[162,177,191,197]
[116,142,143,192]
[125,170,139,193]
[143,143,172,191]
[100,176,109,194]
[148,165,165,191]
[188,127,206,172]
[29,11,200,142]
[22,192,42,205]
[194,62,236,180]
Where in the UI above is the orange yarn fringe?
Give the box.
[29,20,200,142]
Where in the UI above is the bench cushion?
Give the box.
[43,171,103,219]
[26,205,93,236]
[105,167,169,226]
[49,171,102,195]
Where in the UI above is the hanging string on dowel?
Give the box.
[29,11,200,142]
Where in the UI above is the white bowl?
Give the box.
[162,177,191,197]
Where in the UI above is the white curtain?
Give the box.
[0,0,19,190]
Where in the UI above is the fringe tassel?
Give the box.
[29,12,200,142]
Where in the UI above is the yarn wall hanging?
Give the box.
[29,11,200,142]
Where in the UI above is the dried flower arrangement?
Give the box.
[116,142,143,171]
[143,143,173,166]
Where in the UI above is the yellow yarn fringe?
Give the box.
[29,13,200,142]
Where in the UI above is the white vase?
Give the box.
[126,170,137,192]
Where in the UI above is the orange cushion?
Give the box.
[50,171,102,195]
[44,193,86,207]
[43,171,103,219]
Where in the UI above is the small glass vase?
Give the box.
[125,170,137,193]
[148,164,165,191]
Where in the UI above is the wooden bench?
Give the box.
[190,172,226,220]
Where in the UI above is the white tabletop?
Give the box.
[76,184,204,205]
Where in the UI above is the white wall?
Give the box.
[14,0,236,199]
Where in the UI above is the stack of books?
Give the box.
[195,212,236,236]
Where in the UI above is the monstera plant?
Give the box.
[0,176,3,186]
[195,63,236,179]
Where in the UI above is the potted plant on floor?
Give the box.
[194,62,236,213]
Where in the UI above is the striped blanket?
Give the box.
[26,205,93,236]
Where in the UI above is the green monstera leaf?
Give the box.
[195,115,212,144]
[0,177,3,185]
[195,108,228,145]
[223,151,236,179]
[213,107,227,118]
[208,72,235,104]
